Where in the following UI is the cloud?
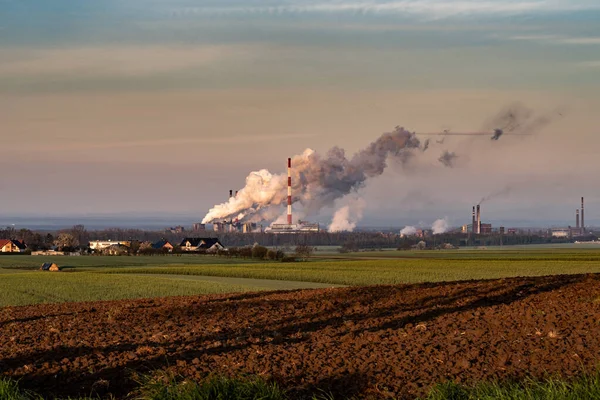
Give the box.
[506,35,600,45]
[0,45,258,79]
[170,1,600,20]
[559,37,600,45]
[577,61,600,67]
[0,133,318,153]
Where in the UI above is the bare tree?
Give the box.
[54,233,79,251]
[295,244,314,261]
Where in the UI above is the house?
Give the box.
[103,244,130,255]
[0,239,27,253]
[179,238,225,252]
[88,240,131,251]
[41,262,61,272]
[152,240,174,252]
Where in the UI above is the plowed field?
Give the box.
[1,273,600,399]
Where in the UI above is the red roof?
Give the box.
[0,239,12,248]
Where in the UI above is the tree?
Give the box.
[251,245,268,260]
[54,233,79,251]
[69,225,88,247]
[295,244,314,261]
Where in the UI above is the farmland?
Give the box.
[2,249,600,307]
[1,273,599,399]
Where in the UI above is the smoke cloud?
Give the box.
[478,185,513,205]
[485,102,565,139]
[202,126,433,224]
[432,218,449,234]
[400,226,417,236]
[438,151,458,167]
[328,198,366,232]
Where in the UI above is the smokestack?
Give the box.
[235,190,238,197]
[476,205,481,234]
[287,158,292,225]
[472,206,476,233]
[576,209,580,229]
[229,190,233,199]
[581,197,585,233]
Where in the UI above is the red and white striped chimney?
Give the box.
[287,157,292,225]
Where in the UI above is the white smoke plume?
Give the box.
[328,198,366,232]
[432,218,449,234]
[400,226,417,236]
[202,126,428,224]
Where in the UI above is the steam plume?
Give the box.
[328,198,366,232]
[400,226,417,236]
[202,126,431,224]
[432,218,449,234]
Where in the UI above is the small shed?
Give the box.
[41,262,61,272]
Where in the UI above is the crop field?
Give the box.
[2,250,600,308]
[0,254,261,270]
[2,273,599,399]
[103,256,600,286]
[0,272,263,307]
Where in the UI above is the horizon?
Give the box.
[2,0,599,230]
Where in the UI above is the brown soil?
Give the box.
[1,274,600,399]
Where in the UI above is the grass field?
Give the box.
[2,249,600,307]
[0,272,264,307]
[0,254,262,270]
[100,257,600,286]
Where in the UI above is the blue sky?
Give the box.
[1,0,599,227]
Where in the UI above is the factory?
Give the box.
[264,158,320,234]
[211,158,319,234]
[552,197,587,238]
[462,205,493,234]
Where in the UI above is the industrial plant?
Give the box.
[207,158,320,234]
[550,197,587,238]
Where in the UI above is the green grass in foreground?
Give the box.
[424,374,600,400]
[0,272,258,307]
[137,372,286,400]
[3,373,600,400]
[102,258,600,286]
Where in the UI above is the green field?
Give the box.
[2,249,600,307]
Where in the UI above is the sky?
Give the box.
[1,0,599,229]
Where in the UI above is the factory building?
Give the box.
[210,159,319,234]
[265,158,320,234]
[462,204,492,234]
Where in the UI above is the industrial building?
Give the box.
[264,158,320,234]
[553,197,588,238]
[462,205,493,234]
[211,159,319,234]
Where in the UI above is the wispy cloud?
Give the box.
[1,133,318,153]
[170,0,600,20]
[506,35,600,45]
[576,60,600,67]
[0,45,259,79]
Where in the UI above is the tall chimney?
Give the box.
[476,205,481,234]
[229,190,233,198]
[472,206,476,233]
[235,190,238,197]
[576,209,580,229]
[581,197,585,233]
[287,158,292,225]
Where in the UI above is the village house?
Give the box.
[88,240,131,251]
[152,240,175,252]
[0,239,27,253]
[179,238,225,253]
